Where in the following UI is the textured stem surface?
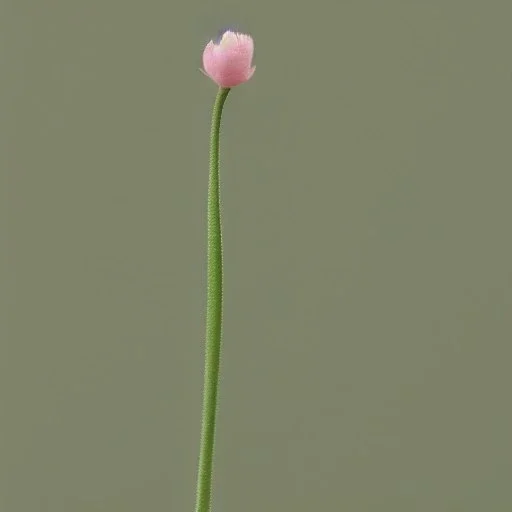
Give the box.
[194,86,231,512]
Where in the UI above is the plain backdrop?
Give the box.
[2,1,512,511]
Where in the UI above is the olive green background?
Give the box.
[3,1,512,511]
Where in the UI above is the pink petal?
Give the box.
[202,31,255,88]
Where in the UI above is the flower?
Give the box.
[202,30,255,88]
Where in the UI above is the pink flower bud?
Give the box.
[202,30,255,88]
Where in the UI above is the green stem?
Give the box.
[195,86,231,512]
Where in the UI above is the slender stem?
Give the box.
[195,86,231,512]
